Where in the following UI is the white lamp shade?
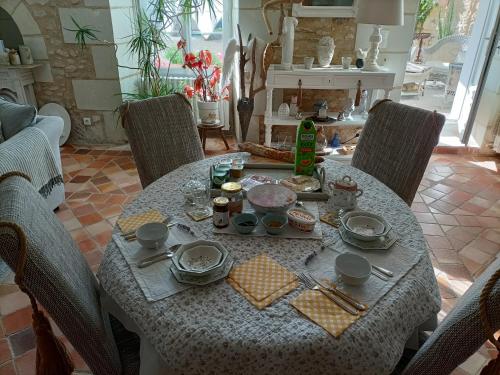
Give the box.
[356,0,404,26]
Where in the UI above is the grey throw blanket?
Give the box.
[0,126,63,198]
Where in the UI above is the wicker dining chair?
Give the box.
[351,100,445,205]
[402,257,500,374]
[121,94,204,188]
[0,172,140,375]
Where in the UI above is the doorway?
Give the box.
[400,0,499,147]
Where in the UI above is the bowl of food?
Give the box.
[246,184,297,214]
[340,211,391,242]
[287,208,316,232]
[261,214,288,235]
[231,213,258,234]
[335,253,371,286]
[136,222,169,249]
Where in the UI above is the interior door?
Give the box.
[448,0,500,143]
[461,7,500,145]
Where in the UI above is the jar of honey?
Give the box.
[221,182,243,216]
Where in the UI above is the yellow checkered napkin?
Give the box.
[291,290,360,337]
[227,254,299,309]
[117,209,166,234]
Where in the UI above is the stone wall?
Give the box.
[0,0,136,145]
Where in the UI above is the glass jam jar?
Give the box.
[213,197,229,228]
[221,182,243,216]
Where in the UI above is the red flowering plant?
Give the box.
[179,40,229,102]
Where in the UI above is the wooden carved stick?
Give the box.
[237,24,248,98]
[249,41,257,98]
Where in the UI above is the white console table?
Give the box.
[0,64,40,107]
[264,64,396,146]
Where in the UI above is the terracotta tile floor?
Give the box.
[0,135,499,374]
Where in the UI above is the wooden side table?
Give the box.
[197,122,230,151]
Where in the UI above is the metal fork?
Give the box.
[297,272,358,316]
[308,273,367,311]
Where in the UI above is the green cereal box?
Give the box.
[294,120,317,176]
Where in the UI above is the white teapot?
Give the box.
[328,175,363,211]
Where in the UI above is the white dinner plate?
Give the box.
[39,103,71,146]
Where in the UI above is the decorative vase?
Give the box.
[281,16,298,70]
[278,103,290,119]
[317,36,335,67]
[18,45,33,65]
[8,50,21,65]
[197,100,219,124]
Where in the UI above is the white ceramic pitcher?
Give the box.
[328,175,363,211]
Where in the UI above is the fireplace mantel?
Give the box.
[0,64,41,107]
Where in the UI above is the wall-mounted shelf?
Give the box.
[292,1,357,18]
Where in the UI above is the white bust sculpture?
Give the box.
[317,36,335,67]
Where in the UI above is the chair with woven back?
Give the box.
[120,93,205,188]
[0,172,140,375]
[402,257,500,374]
[352,100,445,206]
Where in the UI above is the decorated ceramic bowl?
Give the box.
[247,184,297,214]
[340,211,391,242]
[172,240,229,276]
[287,208,316,232]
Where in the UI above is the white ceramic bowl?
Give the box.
[172,240,229,276]
[136,222,169,249]
[287,208,316,232]
[179,244,223,272]
[335,253,371,286]
[246,184,297,214]
[341,211,391,242]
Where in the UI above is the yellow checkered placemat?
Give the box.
[117,209,166,234]
[290,290,360,337]
[227,278,298,310]
[227,254,298,309]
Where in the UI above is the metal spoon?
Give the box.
[137,244,182,268]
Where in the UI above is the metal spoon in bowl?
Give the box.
[137,244,182,268]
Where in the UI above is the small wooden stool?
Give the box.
[197,122,230,151]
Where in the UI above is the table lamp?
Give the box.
[356,0,404,71]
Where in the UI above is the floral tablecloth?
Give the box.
[98,155,441,375]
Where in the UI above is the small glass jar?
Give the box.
[212,169,228,188]
[221,182,243,216]
[213,197,229,228]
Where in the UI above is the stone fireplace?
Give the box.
[0,0,138,144]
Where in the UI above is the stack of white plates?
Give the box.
[170,240,233,285]
[339,211,397,250]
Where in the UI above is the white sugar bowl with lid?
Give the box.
[328,175,363,211]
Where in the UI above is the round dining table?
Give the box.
[98,154,441,375]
